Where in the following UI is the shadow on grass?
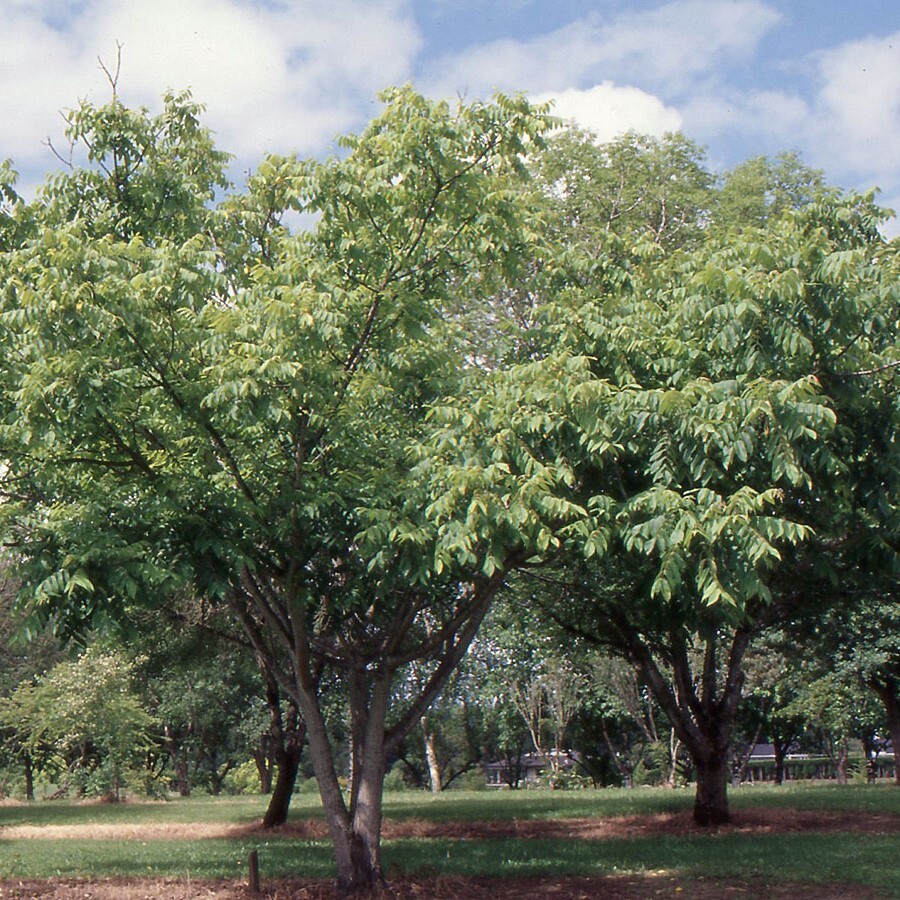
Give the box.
[1,832,897,895]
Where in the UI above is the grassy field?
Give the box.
[0,783,897,894]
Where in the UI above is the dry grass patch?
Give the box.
[3,807,899,843]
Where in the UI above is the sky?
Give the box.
[2,0,899,230]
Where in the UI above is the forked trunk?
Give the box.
[618,620,749,829]
[297,673,390,895]
[233,565,509,895]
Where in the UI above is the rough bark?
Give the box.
[263,748,302,828]
[693,749,731,826]
[259,669,306,828]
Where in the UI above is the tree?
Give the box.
[0,87,573,893]
[809,596,900,784]
[0,570,64,799]
[536,128,714,255]
[580,652,685,788]
[714,152,837,232]
[512,186,899,824]
[734,629,807,785]
[484,599,586,782]
[0,647,156,800]
[392,661,487,793]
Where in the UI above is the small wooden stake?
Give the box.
[248,849,260,893]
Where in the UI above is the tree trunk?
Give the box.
[345,755,387,895]
[666,729,681,788]
[262,747,302,828]
[262,702,306,830]
[861,733,878,784]
[732,721,764,786]
[693,749,730,826]
[23,754,34,802]
[253,745,273,794]
[164,726,191,797]
[834,739,849,784]
[230,563,508,894]
[260,685,306,827]
[616,617,750,827]
[295,673,389,895]
[600,719,634,788]
[774,740,786,785]
[422,718,442,794]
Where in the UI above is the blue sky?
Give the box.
[2,0,899,227]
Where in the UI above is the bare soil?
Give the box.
[1,808,896,898]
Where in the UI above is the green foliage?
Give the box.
[222,759,264,795]
[382,766,411,792]
[2,75,898,870]
[0,648,156,799]
[714,152,838,232]
[0,84,563,885]
[537,128,714,253]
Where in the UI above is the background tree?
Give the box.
[733,629,807,785]
[393,660,487,793]
[536,128,714,256]
[0,647,156,800]
[714,152,837,232]
[577,652,685,788]
[0,572,63,799]
[804,596,900,784]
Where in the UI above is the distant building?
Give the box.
[485,751,580,788]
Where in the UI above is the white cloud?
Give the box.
[0,0,421,185]
[536,83,682,141]
[812,32,900,181]
[421,0,780,98]
[679,89,811,148]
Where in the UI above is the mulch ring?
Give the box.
[0,874,888,899]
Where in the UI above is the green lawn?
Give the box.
[0,783,897,894]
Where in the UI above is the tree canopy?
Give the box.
[1,83,898,891]
[0,85,580,892]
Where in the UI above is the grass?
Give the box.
[0,783,898,893]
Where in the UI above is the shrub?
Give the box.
[222,760,262,795]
